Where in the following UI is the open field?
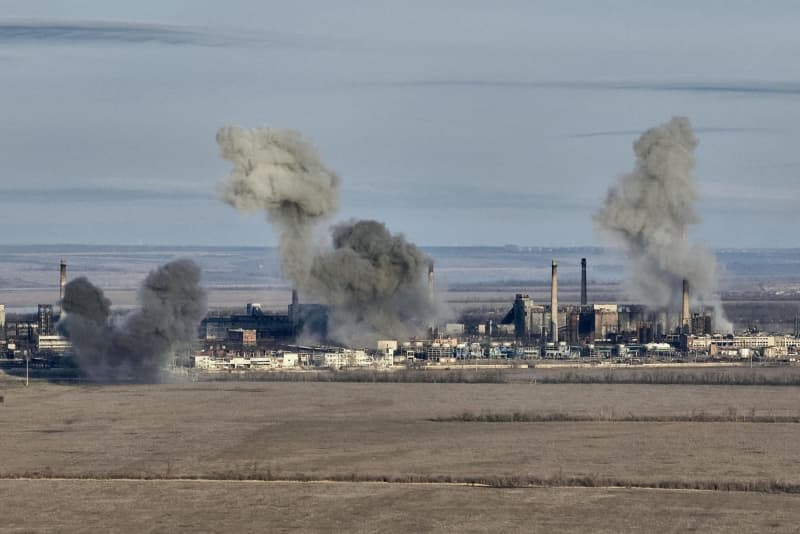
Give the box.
[2,381,800,481]
[2,380,800,531]
[2,480,800,533]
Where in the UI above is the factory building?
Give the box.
[38,304,54,336]
[36,335,72,353]
[504,294,544,340]
[200,289,330,345]
[227,328,257,347]
[202,312,292,341]
[490,256,735,357]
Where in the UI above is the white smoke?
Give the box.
[217,125,447,346]
[594,117,732,332]
[216,125,340,284]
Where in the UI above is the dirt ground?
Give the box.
[2,381,799,532]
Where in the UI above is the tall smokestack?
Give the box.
[551,259,558,343]
[580,257,587,306]
[681,279,691,334]
[59,258,67,315]
[291,289,299,306]
[428,261,434,300]
[427,261,435,332]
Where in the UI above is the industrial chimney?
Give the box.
[580,257,587,306]
[681,279,691,334]
[427,261,434,300]
[59,258,67,315]
[551,259,558,343]
[427,261,435,332]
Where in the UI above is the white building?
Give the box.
[280,352,299,368]
[376,340,398,357]
[36,335,71,353]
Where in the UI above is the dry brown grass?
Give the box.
[7,470,800,494]
[2,381,800,531]
[535,367,800,386]
[433,408,800,423]
[1,382,799,484]
[3,480,800,533]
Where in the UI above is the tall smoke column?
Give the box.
[59,258,67,315]
[306,220,439,347]
[58,259,207,382]
[216,125,340,285]
[682,279,691,334]
[594,116,731,332]
[580,257,587,306]
[551,259,558,343]
[217,124,448,347]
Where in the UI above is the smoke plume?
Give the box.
[594,116,731,332]
[216,125,340,284]
[217,125,444,346]
[307,220,438,346]
[59,259,207,381]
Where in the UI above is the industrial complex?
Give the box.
[2,257,799,377]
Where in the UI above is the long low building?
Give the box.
[192,352,299,370]
[36,335,72,353]
[687,334,800,358]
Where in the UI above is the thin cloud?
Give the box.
[370,79,800,98]
[343,184,593,210]
[0,18,230,46]
[0,18,365,50]
[571,127,776,139]
[0,186,212,202]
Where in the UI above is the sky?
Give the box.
[1,1,799,247]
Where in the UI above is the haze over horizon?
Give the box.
[1,1,799,247]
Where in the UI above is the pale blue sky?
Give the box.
[1,1,799,246]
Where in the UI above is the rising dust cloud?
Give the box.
[217,125,444,346]
[59,259,208,381]
[594,116,731,331]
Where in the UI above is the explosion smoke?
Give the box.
[216,125,340,284]
[594,116,731,332]
[58,259,207,382]
[217,125,444,346]
[308,220,438,346]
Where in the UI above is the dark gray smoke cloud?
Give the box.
[594,116,731,331]
[217,125,446,346]
[216,125,340,284]
[59,259,207,382]
[307,220,438,346]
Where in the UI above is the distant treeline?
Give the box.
[536,369,800,386]
[432,410,800,423]
[6,470,800,495]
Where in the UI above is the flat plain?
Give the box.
[2,378,800,532]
